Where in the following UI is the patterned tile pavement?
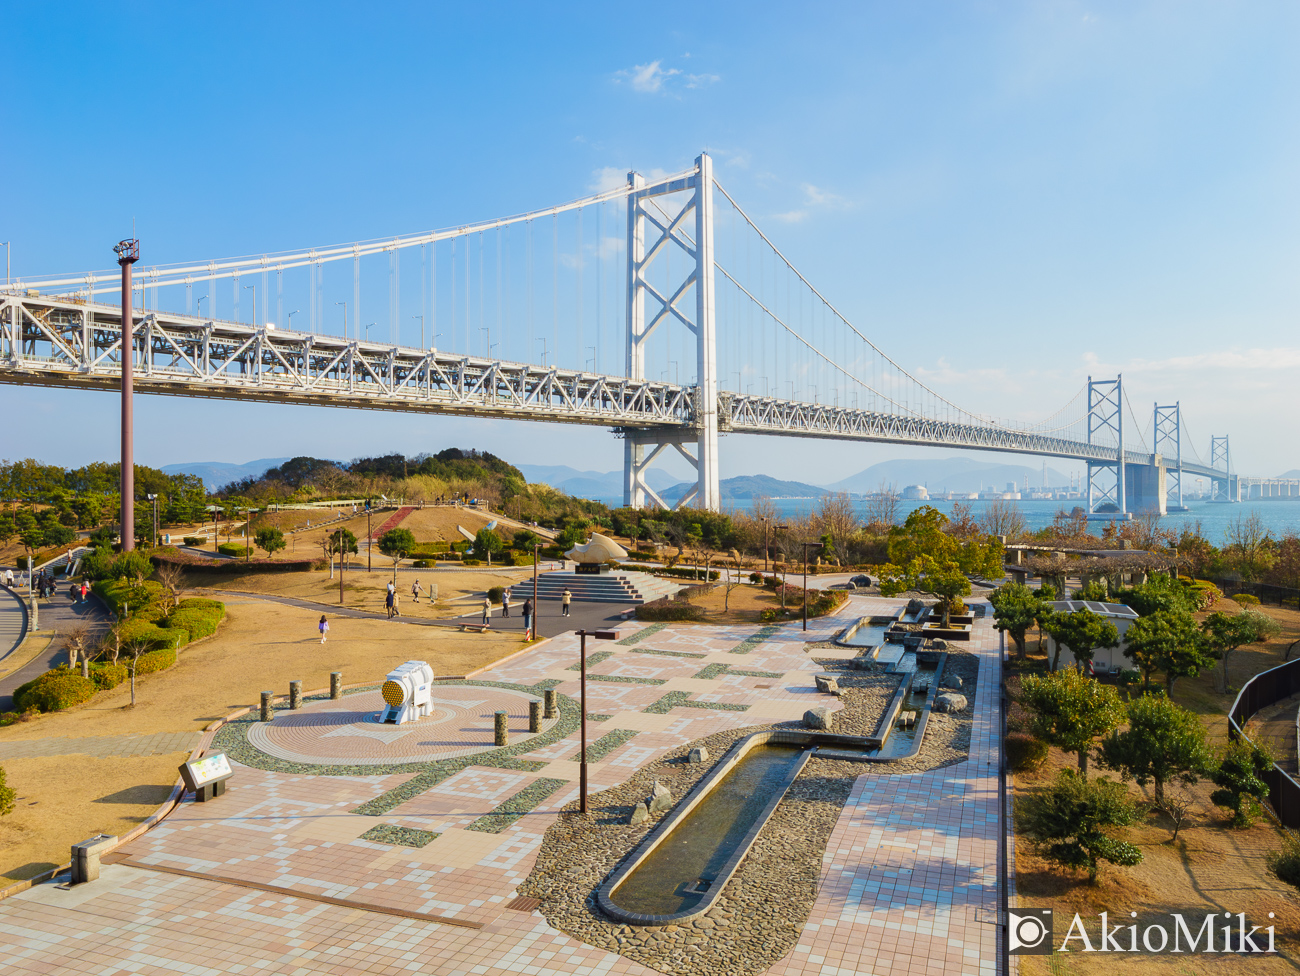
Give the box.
[0,595,1006,975]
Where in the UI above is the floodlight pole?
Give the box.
[115,238,139,552]
[532,542,542,640]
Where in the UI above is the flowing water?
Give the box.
[607,744,807,918]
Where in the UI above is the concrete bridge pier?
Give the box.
[1211,473,1240,503]
[1124,459,1168,516]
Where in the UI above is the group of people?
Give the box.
[480,590,536,635]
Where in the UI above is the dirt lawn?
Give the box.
[0,596,522,882]
[1012,599,1300,972]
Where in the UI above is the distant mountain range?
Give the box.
[829,457,1074,494]
[516,464,679,500]
[161,457,291,491]
[1280,470,1300,480]
[661,473,827,501]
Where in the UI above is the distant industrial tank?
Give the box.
[902,485,929,500]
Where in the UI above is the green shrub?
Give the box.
[166,602,224,641]
[218,542,252,558]
[622,564,720,581]
[135,646,177,675]
[90,662,128,690]
[463,558,482,567]
[13,669,97,713]
[412,559,431,568]
[486,586,505,604]
[1005,733,1050,772]
[1233,593,1262,607]
[182,536,206,547]
[0,765,13,817]
[511,552,534,567]
[636,597,707,622]
[93,579,166,618]
[175,597,225,617]
[1268,831,1300,890]
[0,712,18,728]
[116,618,187,651]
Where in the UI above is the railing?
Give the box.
[1227,657,1300,828]
[1208,577,1300,609]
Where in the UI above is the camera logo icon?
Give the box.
[1008,910,1053,954]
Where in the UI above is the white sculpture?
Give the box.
[378,660,435,724]
[565,532,628,564]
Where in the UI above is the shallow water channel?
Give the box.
[607,744,807,918]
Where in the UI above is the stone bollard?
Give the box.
[289,681,302,709]
[529,699,543,733]
[71,834,117,885]
[330,672,342,700]
[494,711,509,746]
[543,689,557,719]
[260,691,273,721]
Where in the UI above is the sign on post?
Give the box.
[179,752,233,802]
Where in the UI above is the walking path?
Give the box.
[0,731,202,760]
[0,596,1004,975]
[0,588,110,713]
[0,586,26,661]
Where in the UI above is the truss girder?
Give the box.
[0,296,693,428]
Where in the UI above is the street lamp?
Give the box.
[196,295,207,318]
[535,338,548,367]
[335,301,348,339]
[760,519,788,575]
[146,493,158,548]
[243,284,256,326]
[479,327,490,357]
[575,628,620,814]
[530,541,542,640]
[412,314,423,349]
[801,541,824,632]
[365,322,378,342]
[287,308,300,330]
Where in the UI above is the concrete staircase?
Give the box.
[520,571,684,604]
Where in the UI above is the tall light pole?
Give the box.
[335,301,347,339]
[531,540,542,640]
[576,628,619,814]
[244,284,256,326]
[412,314,423,349]
[535,337,548,367]
[197,295,207,319]
[287,308,300,330]
[114,238,139,552]
[801,541,823,632]
[147,493,158,548]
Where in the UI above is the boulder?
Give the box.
[814,673,840,695]
[648,781,673,815]
[688,746,709,764]
[941,674,963,690]
[629,801,650,825]
[803,706,834,730]
[935,693,968,713]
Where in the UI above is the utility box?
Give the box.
[379,661,434,724]
[71,834,117,884]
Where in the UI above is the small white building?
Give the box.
[1044,600,1140,673]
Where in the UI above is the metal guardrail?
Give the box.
[1227,657,1300,828]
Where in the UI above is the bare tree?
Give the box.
[863,481,900,531]
[948,501,979,539]
[817,491,859,564]
[1159,790,1195,844]
[722,551,744,611]
[978,499,1027,539]
[98,629,122,666]
[1224,511,1273,582]
[154,561,186,609]
[123,638,151,708]
[63,626,90,674]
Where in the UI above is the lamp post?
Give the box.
[366,502,372,572]
[412,314,423,349]
[576,628,620,814]
[335,301,347,339]
[801,541,823,632]
[287,308,300,330]
[535,338,548,367]
[196,295,206,319]
[531,541,542,640]
[243,284,256,326]
[146,494,158,548]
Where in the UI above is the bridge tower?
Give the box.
[1210,435,1237,502]
[1086,375,1125,515]
[1154,402,1183,510]
[623,152,720,511]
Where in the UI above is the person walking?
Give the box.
[385,589,395,619]
[387,579,395,597]
[481,595,492,626]
[501,588,510,617]
[411,579,422,604]
[561,588,572,617]
[391,591,401,617]
[3,568,12,588]
[319,615,330,643]
[522,598,533,639]
[80,580,88,602]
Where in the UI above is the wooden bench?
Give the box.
[460,622,492,633]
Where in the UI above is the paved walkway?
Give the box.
[0,598,1004,975]
[0,586,25,661]
[0,588,110,713]
[0,731,201,760]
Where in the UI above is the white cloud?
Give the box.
[686,73,720,89]
[587,165,674,193]
[801,183,846,208]
[771,210,809,223]
[616,60,680,93]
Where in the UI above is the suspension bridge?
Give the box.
[1,153,1290,523]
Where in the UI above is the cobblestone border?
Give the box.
[587,674,667,686]
[691,663,731,680]
[644,691,750,714]
[588,714,612,722]
[572,729,639,762]
[359,825,440,848]
[727,625,781,654]
[567,650,615,671]
[728,668,784,679]
[617,622,667,645]
[625,647,708,660]
[466,777,569,833]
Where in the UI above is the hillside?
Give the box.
[661,473,826,501]
[162,457,291,491]
[829,456,1074,494]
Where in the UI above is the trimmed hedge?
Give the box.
[217,543,252,558]
[182,536,206,546]
[169,606,223,641]
[93,579,167,618]
[623,564,721,581]
[1233,592,1262,607]
[14,669,97,713]
[135,646,177,675]
[636,597,707,622]
[90,662,129,690]
[151,553,321,575]
[116,617,190,651]
[1006,733,1050,772]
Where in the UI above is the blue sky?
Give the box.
[3,1,1297,484]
